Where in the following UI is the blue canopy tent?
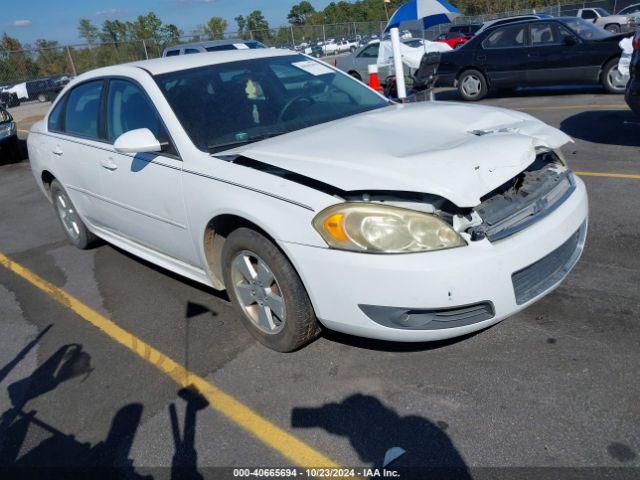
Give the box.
[384,0,462,32]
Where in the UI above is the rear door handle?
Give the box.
[527,52,540,58]
[52,146,63,156]
[100,157,118,171]
[476,54,487,61]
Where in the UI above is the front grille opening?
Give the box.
[469,151,574,242]
[512,222,586,304]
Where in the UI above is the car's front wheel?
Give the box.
[50,180,98,249]
[604,24,621,33]
[602,58,627,94]
[457,69,488,101]
[222,227,320,352]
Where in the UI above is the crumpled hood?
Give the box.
[239,101,572,207]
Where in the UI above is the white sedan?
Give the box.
[27,49,588,352]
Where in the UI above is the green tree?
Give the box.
[100,19,128,43]
[78,19,99,45]
[163,24,183,44]
[0,34,38,82]
[203,17,228,40]
[128,13,164,42]
[287,1,316,26]
[246,10,270,42]
[235,15,246,35]
[34,39,68,76]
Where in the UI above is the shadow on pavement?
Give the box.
[0,329,207,479]
[434,85,606,102]
[560,109,639,147]
[169,387,209,480]
[321,326,489,353]
[292,394,470,479]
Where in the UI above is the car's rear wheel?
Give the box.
[50,180,98,249]
[222,227,320,352]
[37,93,48,103]
[605,24,621,33]
[602,58,627,94]
[457,69,488,101]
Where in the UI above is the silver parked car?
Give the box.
[163,39,266,57]
[335,39,432,81]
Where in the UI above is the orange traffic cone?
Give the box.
[368,64,383,92]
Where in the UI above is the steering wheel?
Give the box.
[277,95,315,123]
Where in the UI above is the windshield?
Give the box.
[561,18,612,40]
[594,8,611,16]
[155,54,388,153]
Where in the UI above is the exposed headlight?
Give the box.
[312,203,466,253]
[536,146,567,166]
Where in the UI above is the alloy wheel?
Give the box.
[230,250,286,334]
[608,65,627,91]
[55,192,81,240]
[461,75,481,97]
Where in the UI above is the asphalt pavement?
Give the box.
[0,89,639,479]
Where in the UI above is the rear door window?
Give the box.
[63,80,104,139]
[483,24,528,49]
[357,44,380,58]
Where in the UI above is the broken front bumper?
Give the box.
[280,177,588,342]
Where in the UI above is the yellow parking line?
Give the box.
[576,171,640,180]
[516,104,628,111]
[0,251,339,468]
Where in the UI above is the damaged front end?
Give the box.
[336,149,575,246]
[467,149,574,242]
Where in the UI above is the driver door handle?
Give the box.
[100,157,118,171]
[52,146,63,156]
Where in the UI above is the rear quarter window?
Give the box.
[48,96,66,132]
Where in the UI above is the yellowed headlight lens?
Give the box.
[313,203,466,253]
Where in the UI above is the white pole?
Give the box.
[390,27,407,99]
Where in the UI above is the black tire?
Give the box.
[222,227,320,352]
[0,136,20,163]
[37,93,47,103]
[50,180,98,249]
[626,90,640,116]
[601,58,626,94]
[604,24,620,33]
[457,69,488,101]
[349,70,362,81]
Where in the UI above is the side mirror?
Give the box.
[563,36,578,46]
[114,128,162,154]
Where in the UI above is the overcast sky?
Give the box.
[3,0,336,45]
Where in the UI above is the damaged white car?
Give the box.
[27,49,588,352]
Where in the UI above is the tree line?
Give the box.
[1,0,562,84]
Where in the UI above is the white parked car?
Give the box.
[28,49,588,352]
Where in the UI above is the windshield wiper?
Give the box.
[208,131,288,154]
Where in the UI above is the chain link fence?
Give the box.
[0,0,635,108]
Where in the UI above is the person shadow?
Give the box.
[291,394,471,480]
[169,386,210,480]
[0,337,150,479]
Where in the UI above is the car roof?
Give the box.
[164,38,257,51]
[78,48,298,79]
